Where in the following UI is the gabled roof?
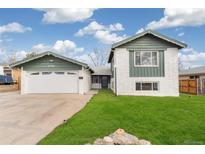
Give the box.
[10,51,94,72]
[108,30,187,63]
[112,30,187,49]
[179,66,205,76]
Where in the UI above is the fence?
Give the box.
[179,79,197,95]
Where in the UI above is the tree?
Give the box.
[26,51,37,59]
[88,48,109,66]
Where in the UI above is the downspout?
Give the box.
[114,67,117,95]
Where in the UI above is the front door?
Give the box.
[101,76,108,89]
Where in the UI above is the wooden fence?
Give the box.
[179,79,197,95]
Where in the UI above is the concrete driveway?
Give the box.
[0,91,96,145]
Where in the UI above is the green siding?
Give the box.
[118,34,176,77]
[119,34,179,50]
[21,55,82,71]
[129,50,164,77]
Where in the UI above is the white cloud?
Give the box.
[0,38,85,64]
[32,40,84,57]
[136,28,145,34]
[15,50,28,60]
[94,30,126,44]
[179,47,205,69]
[108,23,124,31]
[178,32,185,37]
[0,50,28,64]
[37,8,96,24]
[146,8,205,30]
[0,22,32,34]
[75,21,126,44]
[74,53,91,65]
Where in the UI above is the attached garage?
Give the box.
[10,51,93,94]
[25,71,79,93]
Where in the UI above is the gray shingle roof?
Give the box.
[92,66,111,75]
[179,66,205,75]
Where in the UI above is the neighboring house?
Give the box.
[179,66,205,94]
[91,66,112,89]
[0,65,12,76]
[10,51,93,94]
[0,65,3,75]
[108,30,187,96]
[3,65,12,76]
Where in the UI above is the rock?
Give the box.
[94,138,104,145]
[103,136,114,145]
[137,139,151,145]
[109,131,139,145]
[115,128,125,135]
[93,128,151,145]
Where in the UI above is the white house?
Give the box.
[0,65,4,75]
[10,51,93,94]
[108,30,187,96]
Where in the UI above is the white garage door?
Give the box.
[25,71,79,93]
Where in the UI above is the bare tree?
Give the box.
[88,48,108,66]
[26,51,37,59]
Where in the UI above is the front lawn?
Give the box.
[39,90,205,145]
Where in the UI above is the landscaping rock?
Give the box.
[92,128,151,145]
[103,136,114,145]
[137,139,151,145]
[93,138,104,145]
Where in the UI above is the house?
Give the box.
[10,51,93,94]
[91,66,112,89]
[179,66,205,94]
[108,30,187,96]
[3,65,12,76]
[0,65,12,76]
[0,65,3,75]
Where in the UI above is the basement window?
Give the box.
[55,72,64,75]
[30,72,39,75]
[136,82,159,91]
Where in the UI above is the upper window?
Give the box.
[134,51,158,67]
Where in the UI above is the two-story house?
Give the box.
[108,30,187,96]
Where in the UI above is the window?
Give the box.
[136,83,141,90]
[55,72,64,75]
[30,72,39,75]
[153,82,158,91]
[92,76,100,83]
[142,83,152,90]
[136,82,159,91]
[42,72,52,75]
[134,51,158,66]
[67,72,76,75]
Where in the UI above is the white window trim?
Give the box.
[134,51,159,67]
[135,81,160,91]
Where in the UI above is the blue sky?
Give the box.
[0,8,205,68]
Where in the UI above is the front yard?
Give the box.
[39,90,205,145]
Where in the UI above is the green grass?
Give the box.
[38,90,205,145]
